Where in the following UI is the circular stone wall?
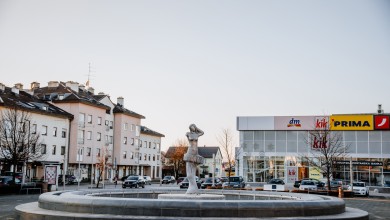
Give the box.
[15,189,368,220]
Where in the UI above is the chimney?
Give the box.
[378,104,384,114]
[65,81,79,92]
[87,87,95,94]
[0,83,5,92]
[117,96,124,107]
[48,81,59,88]
[14,83,23,90]
[30,82,40,90]
[11,87,19,95]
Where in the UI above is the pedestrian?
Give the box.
[114,175,118,187]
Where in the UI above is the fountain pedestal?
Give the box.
[158,194,225,200]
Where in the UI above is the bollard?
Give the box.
[338,186,344,198]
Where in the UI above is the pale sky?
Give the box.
[1,0,389,151]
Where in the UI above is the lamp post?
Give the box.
[212,153,215,187]
[77,147,83,190]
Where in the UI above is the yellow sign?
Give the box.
[330,115,373,131]
[309,167,321,180]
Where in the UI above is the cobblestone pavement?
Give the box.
[1,184,390,220]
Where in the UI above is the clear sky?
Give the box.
[1,0,389,151]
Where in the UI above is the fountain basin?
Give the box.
[15,189,368,219]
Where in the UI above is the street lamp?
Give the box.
[77,147,84,190]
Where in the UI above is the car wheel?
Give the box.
[135,184,138,188]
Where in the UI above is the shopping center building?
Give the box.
[236,111,390,186]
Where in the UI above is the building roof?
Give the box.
[141,126,165,137]
[165,146,221,159]
[113,104,145,119]
[0,86,74,119]
[33,82,111,110]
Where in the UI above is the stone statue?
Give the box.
[183,124,204,194]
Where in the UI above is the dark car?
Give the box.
[162,176,176,184]
[384,181,390,187]
[222,176,245,189]
[58,175,77,185]
[267,178,285,185]
[179,177,202,189]
[0,176,21,186]
[176,177,185,185]
[200,177,222,189]
[3,172,23,180]
[122,176,145,188]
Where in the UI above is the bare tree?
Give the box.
[95,147,109,188]
[0,107,44,183]
[301,127,348,191]
[217,128,235,181]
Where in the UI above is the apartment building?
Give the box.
[139,126,164,179]
[0,83,73,184]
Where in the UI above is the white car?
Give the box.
[299,180,317,191]
[348,182,369,196]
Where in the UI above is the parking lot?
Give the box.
[1,182,390,220]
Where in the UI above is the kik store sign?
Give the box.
[330,115,373,131]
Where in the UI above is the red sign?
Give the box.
[374,115,390,130]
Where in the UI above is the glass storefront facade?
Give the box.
[237,115,390,186]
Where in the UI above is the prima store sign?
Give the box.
[330,115,373,131]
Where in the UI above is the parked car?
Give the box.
[200,177,222,189]
[162,176,176,184]
[325,180,349,190]
[348,182,369,196]
[179,177,202,189]
[143,176,152,185]
[267,178,285,185]
[3,172,23,180]
[294,178,325,189]
[384,181,390,187]
[58,175,77,185]
[176,177,185,185]
[299,180,318,191]
[122,176,145,188]
[0,176,21,186]
[222,176,245,189]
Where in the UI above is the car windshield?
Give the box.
[353,183,365,187]
[164,176,171,180]
[302,181,314,185]
[229,177,239,182]
[127,176,138,180]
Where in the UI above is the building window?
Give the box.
[144,154,147,161]
[139,153,142,160]
[148,154,151,161]
[153,154,155,161]
[97,148,101,157]
[149,142,151,148]
[52,145,56,155]
[31,124,37,134]
[154,143,156,149]
[131,138,134,145]
[61,146,65,155]
[109,121,113,129]
[109,136,113,144]
[87,147,91,156]
[78,130,85,144]
[41,144,46,154]
[97,117,102,125]
[131,124,135,131]
[131,152,134,159]
[123,151,127,159]
[139,140,142,147]
[87,115,92,124]
[79,113,85,126]
[87,131,92,140]
[124,123,128,130]
[52,127,57,136]
[144,141,147,148]
[157,155,160,161]
[42,125,47,136]
[97,132,101,141]
[61,129,67,138]
[123,137,127,144]
[105,120,109,126]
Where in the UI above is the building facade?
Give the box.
[237,113,390,186]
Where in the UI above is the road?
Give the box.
[1,183,390,219]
